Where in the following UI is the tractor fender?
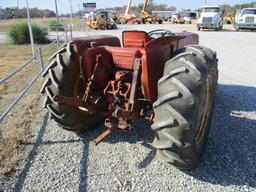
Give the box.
[72,36,121,56]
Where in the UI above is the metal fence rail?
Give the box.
[0,30,69,139]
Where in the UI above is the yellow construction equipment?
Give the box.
[223,12,235,24]
[86,11,117,30]
[117,0,141,24]
[117,0,162,24]
[141,0,163,24]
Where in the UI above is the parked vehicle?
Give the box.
[183,11,197,24]
[85,11,117,30]
[234,8,256,31]
[171,13,185,24]
[197,6,224,31]
[223,12,235,24]
[152,11,173,21]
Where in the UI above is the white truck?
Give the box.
[196,6,224,31]
[234,8,256,31]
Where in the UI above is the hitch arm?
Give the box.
[53,95,107,112]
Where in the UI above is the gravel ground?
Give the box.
[1,24,256,192]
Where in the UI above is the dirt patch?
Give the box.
[0,93,42,174]
[0,42,57,174]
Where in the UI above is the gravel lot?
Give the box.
[1,24,256,192]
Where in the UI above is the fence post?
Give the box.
[69,24,73,39]
[56,30,60,49]
[38,47,44,72]
[0,127,2,140]
[65,30,68,43]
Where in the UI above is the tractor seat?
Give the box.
[122,31,151,48]
[105,46,142,70]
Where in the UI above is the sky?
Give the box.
[0,0,250,14]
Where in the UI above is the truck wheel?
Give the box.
[197,27,201,31]
[40,42,102,132]
[152,46,218,169]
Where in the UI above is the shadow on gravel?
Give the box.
[186,84,256,188]
[76,119,155,191]
[78,137,90,192]
[13,112,49,192]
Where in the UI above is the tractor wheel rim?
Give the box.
[195,74,214,151]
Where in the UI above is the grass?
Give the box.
[0,42,57,174]
[0,18,69,174]
[0,44,35,79]
[0,96,41,174]
[0,17,83,33]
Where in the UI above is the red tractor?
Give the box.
[41,29,218,169]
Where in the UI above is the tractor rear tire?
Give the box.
[40,42,102,132]
[152,45,218,169]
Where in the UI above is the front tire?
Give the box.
[152,46,218,169]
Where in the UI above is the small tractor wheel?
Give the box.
[99,24,106,30]
[152,45,218,169]
[40,42,102,132]
[106,23,112,29]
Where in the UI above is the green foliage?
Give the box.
[8,22,48,44]
[220,1,256,16]
[48,20,65,31]
[99,3,176,14]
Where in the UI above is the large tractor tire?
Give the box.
[40,42,102,132]
[152,45,218,169]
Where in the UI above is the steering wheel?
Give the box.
[148,29,176,38]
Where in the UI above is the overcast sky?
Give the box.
[0,0,249,13]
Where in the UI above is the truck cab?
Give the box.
[183,11,197,24]
[196,6,223,30]
[234,8,256,31]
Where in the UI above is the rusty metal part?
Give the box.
[94,127,115,145]
[83,54,103,102]
[104,81,131,98]
[93,118,132,145]
[128,58,141,111]
[94,119,115,145]
[53,95,107,113]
